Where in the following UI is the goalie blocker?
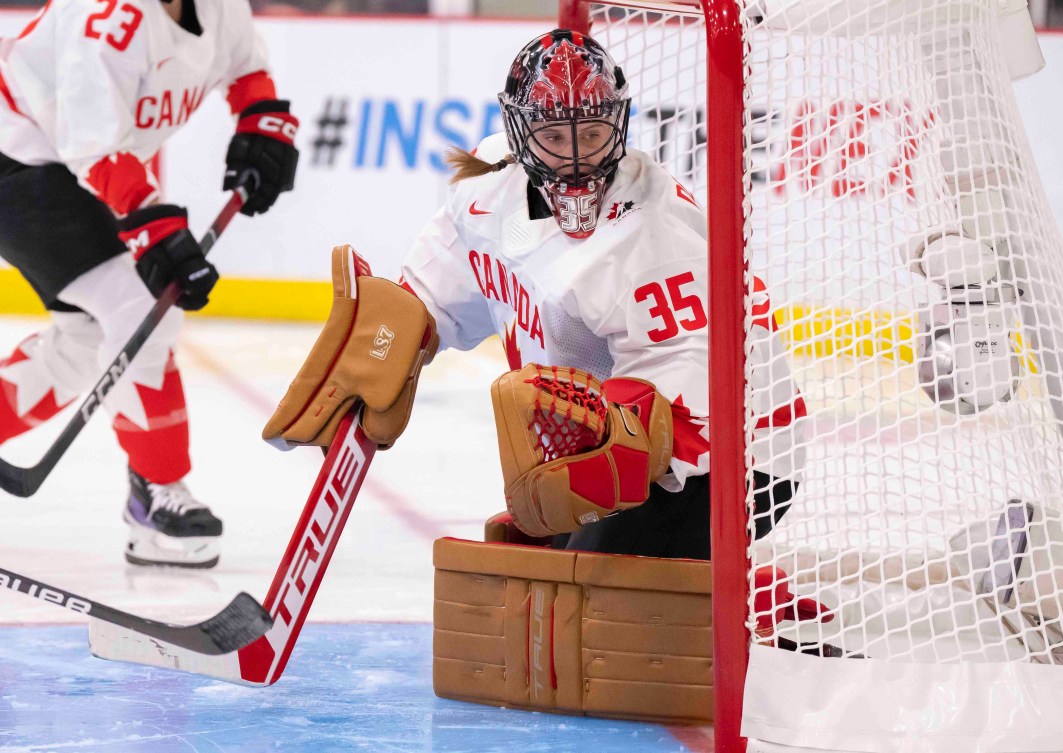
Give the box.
[263,245,438,450]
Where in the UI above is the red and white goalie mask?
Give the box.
[499,30,631,239]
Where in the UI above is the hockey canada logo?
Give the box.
[607,200,638,222]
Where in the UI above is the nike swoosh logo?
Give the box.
[156,57,175,70]
[469,201,492,216]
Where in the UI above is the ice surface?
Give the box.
[0,315,507,626]
[0,623,703,752]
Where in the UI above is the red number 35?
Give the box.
[635,272,708,343]
[85,0,143,53]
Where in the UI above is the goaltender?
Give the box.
[261,30,809,725]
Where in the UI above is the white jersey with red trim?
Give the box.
[402,133,805,489]
[0,0,271,214]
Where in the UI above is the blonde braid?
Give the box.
[444,147,516,185]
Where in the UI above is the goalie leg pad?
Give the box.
[432,537,713,724]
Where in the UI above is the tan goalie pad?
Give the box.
[262,245,438,448]
[432,537,713,724]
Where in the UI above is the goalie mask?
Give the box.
[500,30,631,239]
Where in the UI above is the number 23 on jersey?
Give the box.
[85,0,143,53]
[635,271,708,343]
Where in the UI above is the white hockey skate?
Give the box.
[123,469,222,568]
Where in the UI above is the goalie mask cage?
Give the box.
[560,1,1063,751]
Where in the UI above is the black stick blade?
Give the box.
[198,593,273,654]
[0,460,38,497]
[776,636,864,659]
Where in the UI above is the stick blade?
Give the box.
[199,592,273,653]
[0,459,38,497]
[89,618,269,686]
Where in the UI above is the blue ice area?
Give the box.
[0,623,708,752]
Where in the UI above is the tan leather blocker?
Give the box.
[492,364,673,537]
[433,537,713,724]
[262,245,438,449]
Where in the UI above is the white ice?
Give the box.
[0,314,511,628]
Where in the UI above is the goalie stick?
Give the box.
[89,409,377,685]
[0,186,249,498]
[0,565,271,655]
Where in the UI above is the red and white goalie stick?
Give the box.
[88,409,376,685]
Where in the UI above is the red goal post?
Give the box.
[560,2,1063,752]
[560,1,756,749]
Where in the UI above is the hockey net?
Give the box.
[562,1,1063,751]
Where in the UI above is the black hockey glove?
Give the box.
[223,99,299,216]
[118,205,219,312]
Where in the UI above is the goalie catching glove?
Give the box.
[492,364,673,537]
[262,244,438,449]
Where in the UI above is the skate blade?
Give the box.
[124,552,220,569]
[125,512,222,569]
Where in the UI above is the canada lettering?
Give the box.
[135,86,207,129]
[468,251,544,348]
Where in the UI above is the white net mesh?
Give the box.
[586,0,1063,673]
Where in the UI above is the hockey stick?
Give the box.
[0,186,249,498]
[88,408,377,684]
[0,565,271,655]
[966,499,1062,662]
[776,637,863,659]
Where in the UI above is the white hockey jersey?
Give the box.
[0,0,272,214]
[402,134,805,489]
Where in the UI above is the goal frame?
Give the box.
[559,1,1063,751]
[560,1,748,749]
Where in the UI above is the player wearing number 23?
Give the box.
[0,0,299,567]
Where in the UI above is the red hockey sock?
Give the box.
[113,352,191,485]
